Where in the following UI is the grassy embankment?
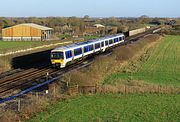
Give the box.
[104,35,180,86]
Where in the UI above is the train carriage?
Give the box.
[51,34,125,68]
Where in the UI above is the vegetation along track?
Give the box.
[0,27,161,102]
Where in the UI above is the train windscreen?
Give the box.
[51,52,64,59]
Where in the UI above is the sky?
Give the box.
[0,0,179,18]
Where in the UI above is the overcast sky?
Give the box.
[0,0,179,17]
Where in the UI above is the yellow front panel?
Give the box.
[51,59,64,64]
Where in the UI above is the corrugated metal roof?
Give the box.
[3,23,53,31]
[20,23,53,30]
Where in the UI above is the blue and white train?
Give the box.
[51,34,125,68]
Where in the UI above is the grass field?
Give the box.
[0,41,44,49]
[28,94,180,122]
[0,41,64,53]
[104,35,180,86]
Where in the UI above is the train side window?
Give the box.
[105,40,109,46]
[101,41,104,47]
[114,38,118,43]
[119,37,122,41]
[84,46,89,53]
[74,48,82,56]
[95,43,100,49]
[109,39,113,44]
[89,45,94,51]
[65,50,72,59]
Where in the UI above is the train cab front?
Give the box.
[51,51,65,68]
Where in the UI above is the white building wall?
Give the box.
[3,37,42,41]
[12,37,22,41]
[3,37,12,41]
[22,37,32,41]
[32,37,41,41]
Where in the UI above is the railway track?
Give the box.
[0,67,56,97]
[0,27,161,103]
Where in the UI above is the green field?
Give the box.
[104,35,180,86]
[28,94,180,122]
[0,41,43,49]
[0,41,64,53]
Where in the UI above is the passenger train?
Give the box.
[51,34,125,68]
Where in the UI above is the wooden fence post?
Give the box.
[46,72,49,80]
[18,99,21,112]
[67,82,69,87]
[76,84,79,93]
[124,85,126,94]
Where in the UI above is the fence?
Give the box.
[3,84,179,113]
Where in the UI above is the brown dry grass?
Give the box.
[0,56,11,73]
[0,109,20,122]
[98,84,179,94]
[0,81,71,122]
[20,95,50,120]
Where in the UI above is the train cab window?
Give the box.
[122,36,125,40]
[74,48,82,56]
[114,38,119,43]
[105,41,109,46]
[51,52,64,59]
[101,41,104,47]
[84,46,89,53]
[109,39,113,44]
[95,43,100,49]
[89,45,94,51]
[65,50,72,59]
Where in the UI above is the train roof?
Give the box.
[52,33,124,51]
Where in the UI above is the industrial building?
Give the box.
[2,23,53,41]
